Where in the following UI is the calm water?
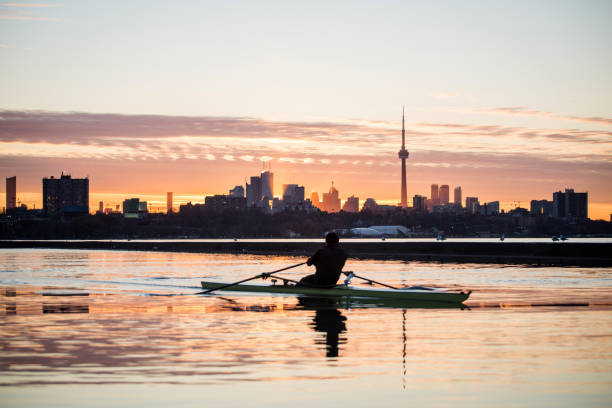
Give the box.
[0,249,611,407]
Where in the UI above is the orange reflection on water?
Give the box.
[1,249,611,407]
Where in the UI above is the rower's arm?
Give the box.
[307,250,320,266]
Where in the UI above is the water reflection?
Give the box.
[0,249,611,407]
[298,297,347,358]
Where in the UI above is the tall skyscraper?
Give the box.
[261,170,274,200]
[98,201,104,213]
[322,182,341,213]
[398,107,409,208]
[42,173,89,215]
[310,192,321,209]
[431,184,439,206]
[439,185,450,205]
[454,186,462,206]
[6,176,16,210]
[246,176,262,206]
[167,192,173,213]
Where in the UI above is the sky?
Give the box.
[1,1,611,218]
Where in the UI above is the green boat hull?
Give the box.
[201,281,471,303]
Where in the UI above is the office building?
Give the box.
[229,185,245,198]
[465,197,479,214]
[342,195,359,213]
[205,195,247,212]
[479,201,500,215]
[167,192,173,213]
[454,186,462,206]
[246,176,262,206]
[282,184,305,204]
[310,192,321,209]
[413,194,426,212]
[322,183,341,213]
[43,173,89,215]
[98,201,104,213]
[553,189,588,219]
[439,185,450,205]
[123,198,148,219]
[362,198,377,212]
[261,170,273,200]
[530,199,553,217]
[431,184,439,206]
[6,176,16,210]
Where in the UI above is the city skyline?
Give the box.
[1,169,592,222]
[1,2,611,219]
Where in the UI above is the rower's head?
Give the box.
[325,232,340,247]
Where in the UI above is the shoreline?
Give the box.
[1,240,611,267]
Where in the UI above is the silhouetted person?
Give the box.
[298,232,348,288]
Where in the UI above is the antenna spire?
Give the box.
[401,105,405,149]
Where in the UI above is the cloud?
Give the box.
[475,106,612,126]
[1,110,610,171]
[0,3,59,21]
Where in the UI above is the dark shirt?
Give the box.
[307,244,348,286]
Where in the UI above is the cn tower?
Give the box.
[398,106,409,208]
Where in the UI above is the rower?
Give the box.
[297,232,348,288]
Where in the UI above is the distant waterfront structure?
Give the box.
[167,192,173,213]
[439,185,450,205]
[454,186,462,206]
[465,197,479,214]
[246,176,262,206]
[398,107,409,208]
[413,194,426,211]
[229,185,245,198]
[6,176,16,210]
[321,182,341,213]
[431,184,439,207]
[342,195,359,213]
[553,189,588,219]
[42,173,89,216]
[98,201,104,213]
[123,198,148,219]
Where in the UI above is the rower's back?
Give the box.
[307,234,348,286]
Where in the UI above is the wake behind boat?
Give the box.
[200,280,471,303]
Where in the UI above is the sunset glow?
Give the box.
[1,1,611,219]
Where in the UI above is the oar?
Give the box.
[343,271,399,290]
[198,262,306,294]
